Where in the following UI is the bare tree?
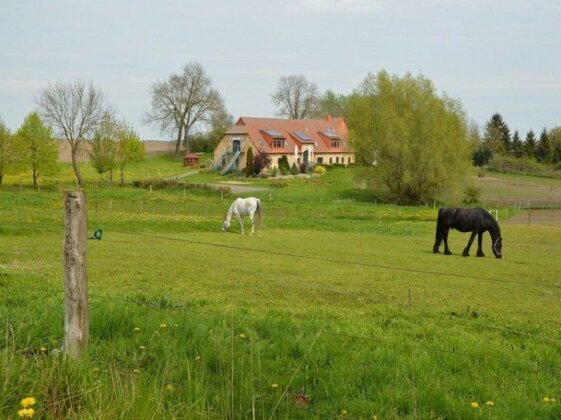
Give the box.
[38,81,109,186]
[271,74,320,119]
[145,62,225,156]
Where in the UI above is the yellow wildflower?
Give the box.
[341,409,348,415]
[39,347,46,353]
[165,384,174,391]
[159,324,167,329]
[271,383,279,388]
[133,327,140,332]
[470,401,479,409]
[195,356,201,361]
[18,408,35,418]
[239,333,246,339]
[543,397,551,403]
[486,401,494,406]
[551,398,556,402]
[139,345,145,350]
[20,398,36,408]
[133,369,140,374]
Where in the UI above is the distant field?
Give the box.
[1,164,560,418]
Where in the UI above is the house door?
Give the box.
[303,150,310,164]
[233,140,241,153]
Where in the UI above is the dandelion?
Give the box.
[195,356,201,361]
[271,383,279,389]
[133,369,141,374]
[139,346,145,350]
[39,347,46,353]
[470,401,480,409]
[92,367,100,373]
[165,384,174,391]
[20,398,36,408]
[133,327,140,332]
[17,408,35,418]
[551,398,557,402]
[486,401,495,406]
[173,323,178,327]
[543,397,551,403]
[159,324,167,329]
[239,333,246,339]
[340,409,348,415]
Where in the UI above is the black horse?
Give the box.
[433,208,503,259]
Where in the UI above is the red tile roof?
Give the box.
[225,116,351,155]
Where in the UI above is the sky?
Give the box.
[1,0,560,140]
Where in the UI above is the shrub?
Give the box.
[270,180,288,188]
[289,163,299,175]
[270,167,278,177]
[462,185,482,205]
[314,165,326,175]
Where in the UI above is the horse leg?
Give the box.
[476,231,485,257]
[443,228,452,255]
[463,231,477,257]
[237,214,244,235]
[249,212,255,236]
[433,230,442,253]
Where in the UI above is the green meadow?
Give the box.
[1,160,560,419]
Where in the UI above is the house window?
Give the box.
[330,140,340,148]
[317,157,323,164]
[272,140,284,148]
[336,157,339,164]
[329,157,333,164]
[348,157,351,164]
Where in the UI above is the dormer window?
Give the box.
[273,139,285,148]
[330,140,340,148]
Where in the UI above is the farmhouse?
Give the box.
[211,116,354,174]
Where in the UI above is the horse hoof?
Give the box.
[433,248,439,254]
[477,253,485,257]
[444,250,452,255]
[462,253,469,257]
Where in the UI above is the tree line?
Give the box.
[472,113,561,166]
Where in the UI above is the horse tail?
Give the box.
[256,198,263,228]
[433,208,446,253]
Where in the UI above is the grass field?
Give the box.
[1,159,560,419]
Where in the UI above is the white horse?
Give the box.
[221,197,262,235]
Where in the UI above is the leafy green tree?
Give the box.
[511,130,524,158]
[245,147,254,177]
[90,114,118,182]
[548,127,561,164]
[0,120,25,186]
[524,130,537,158]
[482,113,510,156]
[536,128,551,163]
[347,71,471,204]
[115,123,144,185]
[16,112,59,187]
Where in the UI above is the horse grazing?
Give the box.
[433,208,502,259]
[221,197,263,235]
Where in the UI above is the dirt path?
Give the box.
[506,209,561,225]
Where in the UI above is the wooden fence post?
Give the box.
[63,190,89,359]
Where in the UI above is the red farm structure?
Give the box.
[182,153,199,167]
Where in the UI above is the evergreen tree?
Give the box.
[511,130,524,158]
[482,113,510,156]
[16,112,59,187]
[245,147,254,177]
[536,128,551,163]
[524,130,537,159]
